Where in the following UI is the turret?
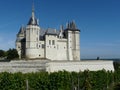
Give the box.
[25,4,40,59]
[65,21,80,60]
[27,4,38,26]
[16,26,25,59]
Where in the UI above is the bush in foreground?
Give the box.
[0,70,119,90]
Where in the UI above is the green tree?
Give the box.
[0,50,5,57]
[7,48,19,60]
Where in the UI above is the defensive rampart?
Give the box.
[0,60,114,73]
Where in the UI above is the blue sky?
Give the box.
[0,0,120,59]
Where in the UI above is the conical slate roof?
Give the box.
[27,5,38,26]
[18,26,25,34]
[28,17,38,25]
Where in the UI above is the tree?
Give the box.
[7,48,19,60]
[0,50,5,57]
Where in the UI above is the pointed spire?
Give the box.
[18,25,25,36]
[67,21,70,29]
[37,19,39,25]
[27,2,38,26]
[72,20,76,29]
[32,2,35,18]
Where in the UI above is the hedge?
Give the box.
[0,70,119,90]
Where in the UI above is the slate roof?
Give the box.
[28,17,38,26]
[40,28,59,36]
[27,5,38,26]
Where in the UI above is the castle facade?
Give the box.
[16,6,80,61]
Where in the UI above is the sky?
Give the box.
[0,0,120,59]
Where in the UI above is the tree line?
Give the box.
[0,70,119,90]
[0,49,19,60]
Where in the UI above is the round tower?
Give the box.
[16,26,25,59]
[66,21,80,61]
[26,5,40,59]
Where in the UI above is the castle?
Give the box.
[13,4,114,73]
[16,6,80,61]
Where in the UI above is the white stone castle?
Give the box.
[9,4,114,73]
[16,6,80,61]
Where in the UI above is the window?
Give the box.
[57,45,59,49]
[52,40,55,45]
[49,40,51,45]
[36,43,38,48]
[42,44,45,48]
[36,37,38,41]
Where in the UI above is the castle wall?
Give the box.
[26,49,39,58]
[26,25,40,59]
[72,31,80,60]
[0,60,114,73]
[46,60,114,72]
[45,35,58,60]
[16,42,21,59]
[0,60,47,73]
[57,39,67,60]
[67,31,73,60]
[37,41,45,58]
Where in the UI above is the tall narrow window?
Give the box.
[52,40,55,45]
[49,40,51,45]
[36,37,38,41]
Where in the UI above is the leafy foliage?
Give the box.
[0,70,119,90]
[0,72,25,90]
[0,50,5,57]
[6,48,19,60]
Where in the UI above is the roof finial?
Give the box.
[32,1,35,18]
[28,1,38,25]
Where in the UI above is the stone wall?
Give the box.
[46,60,114,72]
[0,60,47,73]
[0,60,114,73]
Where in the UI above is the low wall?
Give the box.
[0,60,114,73]
[46,60,114,72]
[0,60,47,73]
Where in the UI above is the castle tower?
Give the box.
[26,4,40,59]
[66,21,80,61]
[71,21,80,60]
[16,26,25,59]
